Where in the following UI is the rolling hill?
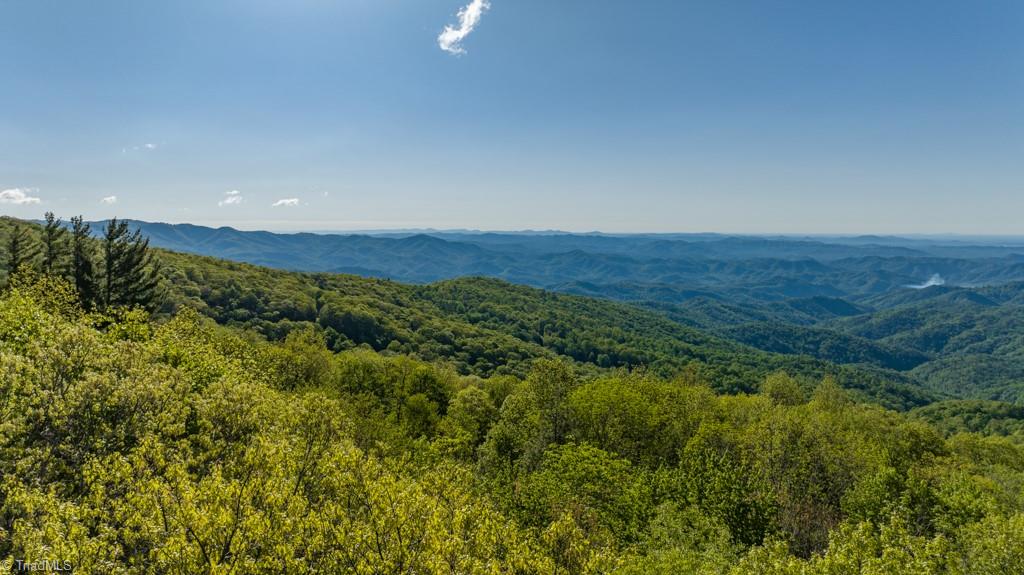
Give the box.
[156,249,938,410]
[119,221,1024,305]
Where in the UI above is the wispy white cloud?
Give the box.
[0,188,42,205]
[218,190,244,207]
[438,0,490,55]
[271,198,300,207]
[100,195,118,205]
[122,143,159,154]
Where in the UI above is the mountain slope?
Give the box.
[827,283,1024,402]
[157,249,938,410]
[719,323,930,371]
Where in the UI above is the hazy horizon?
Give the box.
[17,215,1024,243]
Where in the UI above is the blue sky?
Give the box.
[1,0,1021,233]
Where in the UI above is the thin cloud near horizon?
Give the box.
[0,188,42,205]
[218,190,243,207]
[121,143,159,154]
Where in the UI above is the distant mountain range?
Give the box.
[117,220,1024,303]
[106,220,1024,403]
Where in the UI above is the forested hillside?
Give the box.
[9,215,1024,408]
[154,250,937,410]
[911,400,1024,441]
[827,285,1024,403]
[99,220,1024,406]
[3,215,1024,573]
[2,271,1023,573]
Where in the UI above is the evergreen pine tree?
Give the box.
[70,215,99,309]
[5,222,40,275]
[100,218,162,310]
[41,211,68,275]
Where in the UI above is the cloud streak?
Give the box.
[100,195,118,205]
[271,198,300,207]
[0,188,42,205]
[438,0,490,55]
[218,190,243,207]
[122,143,159,154]
[908,274,946,289]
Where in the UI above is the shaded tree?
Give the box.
[100,218,161,310]
[70,216,99,309]
[41,211,68,275]
[763,372,806,406]
[5,222,39,276]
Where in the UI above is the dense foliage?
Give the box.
[718,323,929,371]
[1,278,1022,573]
[911,400,1024,443]
[2,217,1024,572]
